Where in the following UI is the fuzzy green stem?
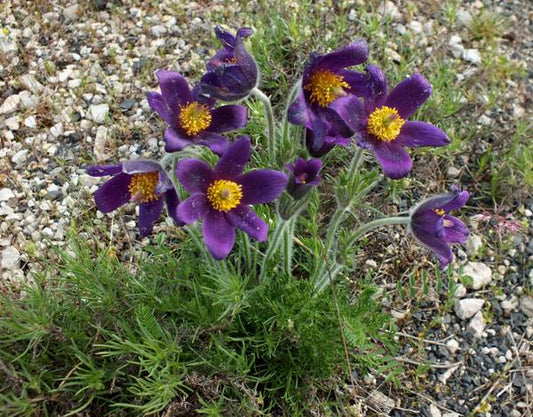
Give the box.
[282,217,296,276]
[258,217,288,281]
[282,80,301,144]
[346,216,410,247]
[252,88,276,160]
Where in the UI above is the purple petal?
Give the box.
[306,128,336,157]
[443,215,469,244]
[371,141,413,179]
[339,70,369,97]
[238,170,288,205]
[215,136,251,178]
[317,41,369,71]
[395,121,450,148]
[138,198,164,238]
[411,223,454,269]
[208,105,248,133]
[412,190,469,216]
[364,64,388,110]
[122,160,160,174]
[203,209,235,259]
[155,70,192,109]
[384,73,432,119]
[175,159,215,194]
[226,204,268,242]
[215,26,237,47]
[236,27,253,39]
[177,193,210,224]
[330,96,367,134]
[288,90,309,126]
[164,127,194,152]
[93,173,131,213]
[87,164,123,177]
[441,190,469,212]
[196,133,228,156]
[146,92,177,127]
[164,188,184,227]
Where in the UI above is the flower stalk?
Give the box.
[252,87,276,160]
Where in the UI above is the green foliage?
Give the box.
[0,236,396,416]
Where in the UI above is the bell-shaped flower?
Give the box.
[175,137,287,259]
[199,27,259,101]
[87,161,183,237]
[147,70,248,155]
[285,157,322,200]
[409,188,469,269]
[288,41,369,156]
[331,64,450,179]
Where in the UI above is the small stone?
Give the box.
[463,49,481,65]
[347,9,357,21]
[93,126,113,162]
[365,259,377,269]
[120,99,135,111]
[454,298,485,320]
[11,149,29,166]
[63,3,79,20]
[438,363,460,384]
[467,311,486,338]
[5,116,19,130]
[462,262,492,289]
[509,410,521,417]
[24,116,37,129]
[466,234,483,255]
[18,73,44,94]
[0,189,15,201]
[151,25,167,37]
[377,1,401,21]
[501,296,519,313]
[446,339,460,354]
[447,166,461,178]
[449,35,462,45]
[50,123,64,138]
[428,404,441,417]
[367,391,395,415]
[479,114,492,126]
[456,9,472,26]
[1,246,20,269]
[454,284,467,298]
[0,94,20,115]
[519,296,533,317]
[89,104,109,124]
[409,21,423,34]
[443,413,460,417]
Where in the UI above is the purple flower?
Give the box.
[87,161,183,238]
[288,41,369,156]
[175,136,287,259]
[147,70,248,155]
[199,27,258,101]
[409,188,469,269]
[331,65,450,179]
[285,157,322,200]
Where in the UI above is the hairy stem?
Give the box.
[252,88,276,160]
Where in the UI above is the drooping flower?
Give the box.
[285,157,322,200]
[331,64,450,179]
[87,161,183,237]
[175,136,287,259]
[288,41,369,156]
[199,27,259,102]
[147,70,248,155]
[409,187,469,269]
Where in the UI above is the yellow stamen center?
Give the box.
[206,180,243,212]
[304,70,349,107]
[434,208,446,216]
[225,57,239,64]
[178,102,212,136]
[128,172,160,203]
[367,106,405,142]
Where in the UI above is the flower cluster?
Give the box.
[87,26,470,270]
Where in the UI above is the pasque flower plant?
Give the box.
[88,26,470,277]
